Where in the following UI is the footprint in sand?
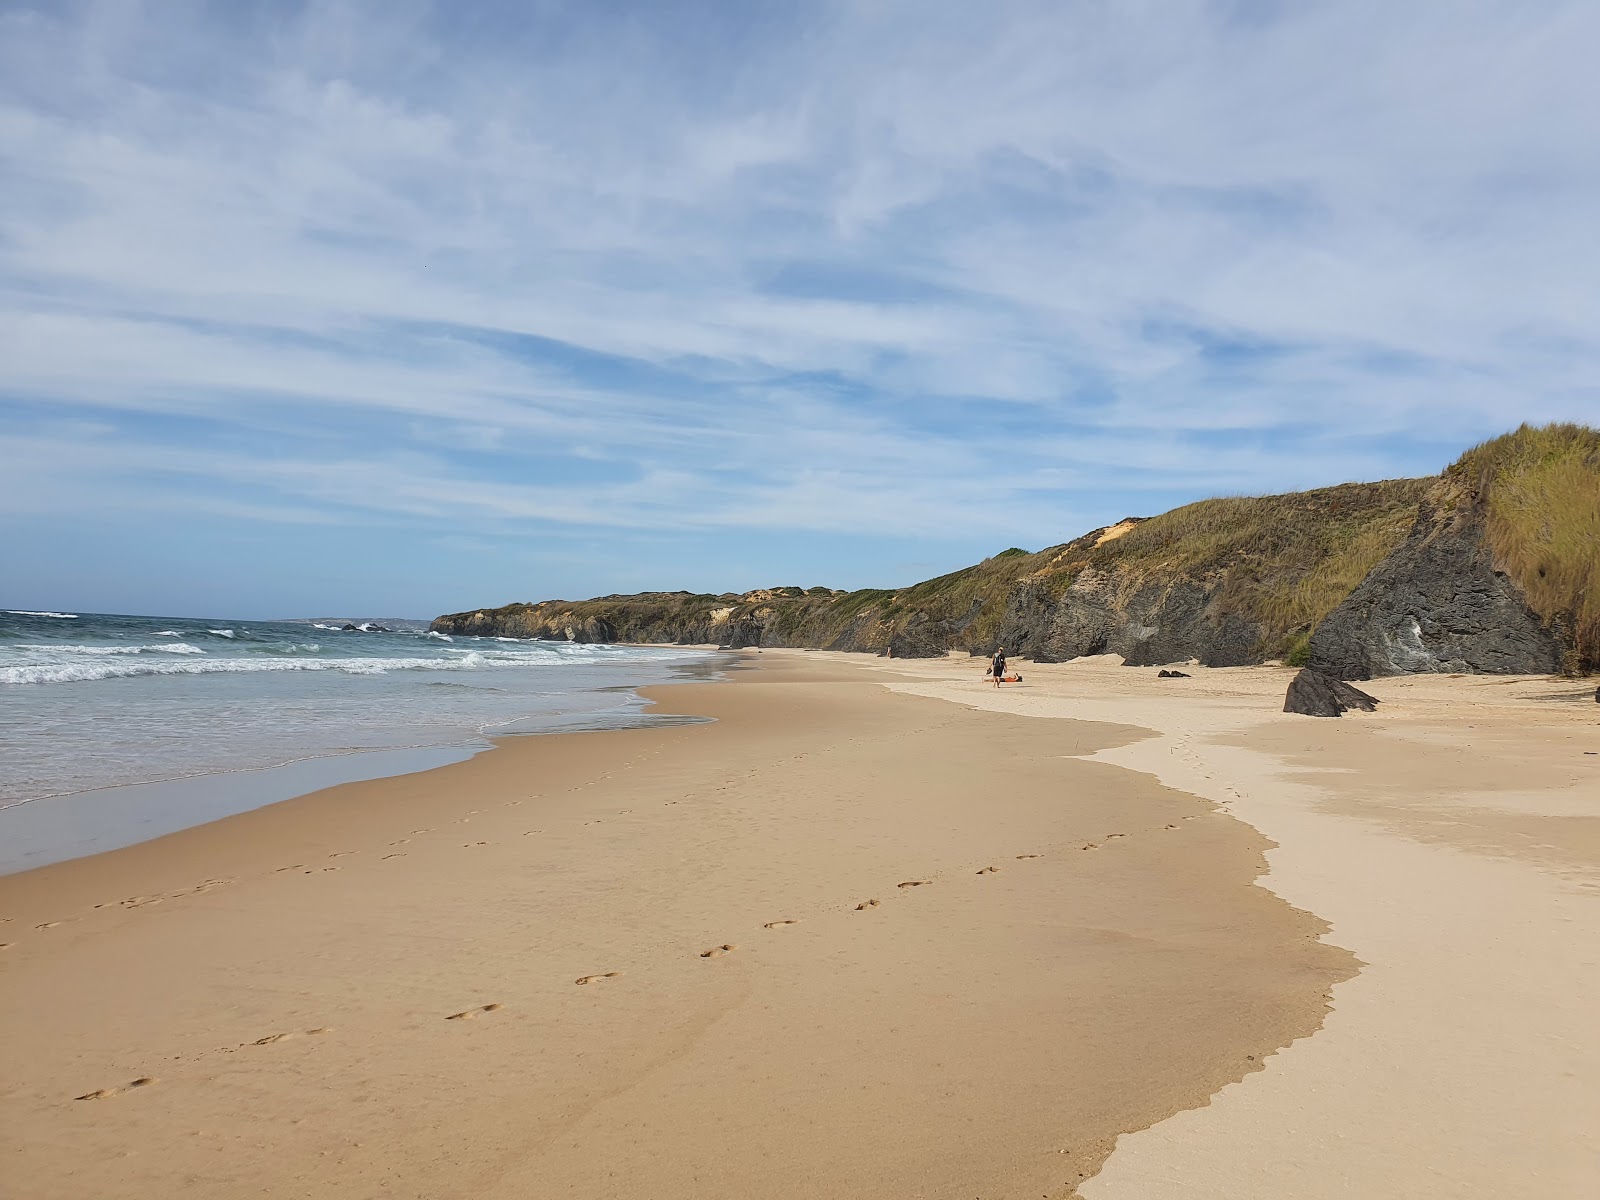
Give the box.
[328,851,357,859]
[0,942,11,950]
[36,921,61,930]
[463,841,488,848]
[975,866,1000,874]
[411,828,433,835]
[1080,843,1099,851]
[522,830,542,837]
[763,919,801,929]
[253,1027,332,1045]
[1165,823,1180,830]
[855,899,881,910]
[575,972,622,985]
[445,1003,503,1021]
[381,853,406,860]
[897,880,931,889]
[76,1077,157,1101]
[1105,833,1128,840]
[389,839,411,846]
[274,865,304,873]
[700,944,738,958]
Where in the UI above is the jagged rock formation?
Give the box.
[433,425,1597,678]
[1311,423,1598,678]
[1307,499,1562,678]
[1283,669,1380,717]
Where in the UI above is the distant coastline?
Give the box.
[433,424,1599,680]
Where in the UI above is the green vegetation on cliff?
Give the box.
[433,424,1597,674]
[1450,423,1600,673]
[434,481,1430,662]
[1059,480,1428,662]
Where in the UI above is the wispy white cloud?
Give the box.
[2,0,1597,610]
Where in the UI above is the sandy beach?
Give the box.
[3,651,1596,1197]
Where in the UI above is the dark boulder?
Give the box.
[1284,668,1380,717]
[1157,669,1191,678]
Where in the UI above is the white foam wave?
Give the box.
[209,628,236,638]
[0,648,594,685]
[153,630,181,637]
[311,623,339,630]
[16,642,206,656]
[426,631,453,641]
[5,610,79,619]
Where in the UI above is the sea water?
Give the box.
[0,610,720,871]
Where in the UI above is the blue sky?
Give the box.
[2,0,1597,619]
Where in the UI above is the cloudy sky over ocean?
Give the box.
[3,1,1597,617]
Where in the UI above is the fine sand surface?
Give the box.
[0,654,1353,1199]
[872,652,1600,1197]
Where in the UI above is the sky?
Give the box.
[2,0,1597,619]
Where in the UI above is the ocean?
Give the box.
[0,609,720,871]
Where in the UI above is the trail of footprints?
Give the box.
[69,845,1074,1098]
[61,773,1207,1102]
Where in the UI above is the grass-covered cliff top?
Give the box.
[436,478,1431,660]
[435,423,1596,669]
[1449,423,1600,671]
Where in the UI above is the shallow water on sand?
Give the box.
[0,609,719,869]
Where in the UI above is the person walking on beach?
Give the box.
[990,645,1007,687]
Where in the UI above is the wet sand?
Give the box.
[874,652,1600,1198]
[0,654,1347,1199]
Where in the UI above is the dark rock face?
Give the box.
[1000,572,1264,668]
[1309,503,1563,680]
[1284,669,1380,717]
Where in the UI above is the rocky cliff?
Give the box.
[1310,423,1598,678]
[433,424,1598,677]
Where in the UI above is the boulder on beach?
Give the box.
[1157,669,1191,678]
[1284,668,1380,718]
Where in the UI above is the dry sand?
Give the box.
[3,651,1595,1197]
[1,654,1348,1199]
[872,652,1600,1198]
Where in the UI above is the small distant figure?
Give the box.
[990,645,1007,687]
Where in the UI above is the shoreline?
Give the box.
[0,651,1349,1198]
[0,655,729,876]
